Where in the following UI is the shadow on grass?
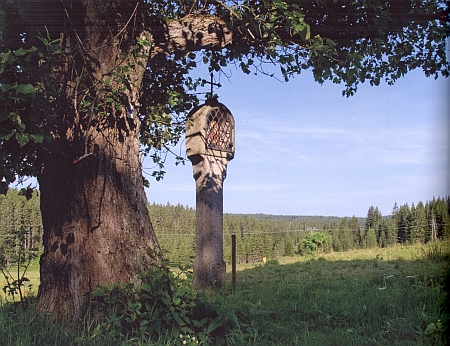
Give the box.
[223,249,449,346]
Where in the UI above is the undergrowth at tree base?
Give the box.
[1,241,449,345]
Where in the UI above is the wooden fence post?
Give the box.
[232,234,236,293]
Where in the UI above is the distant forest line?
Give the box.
[0,189,449,267]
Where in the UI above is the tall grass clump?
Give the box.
[0,297,78,346]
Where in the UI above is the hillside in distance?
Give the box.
[235,213,366,227]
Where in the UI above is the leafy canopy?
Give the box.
[0,0,448,190]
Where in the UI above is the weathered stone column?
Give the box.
[191,155,228,289]
[186,101,235,291]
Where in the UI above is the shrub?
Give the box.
[83,264,236,345]
[298,232,332,255]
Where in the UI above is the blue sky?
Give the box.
[144,66,449,218]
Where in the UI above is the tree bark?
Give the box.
[36,116,161,318]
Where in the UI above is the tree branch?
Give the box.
[149,15,233,56]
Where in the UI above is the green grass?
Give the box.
[223,241,449,345]
[0,241,448,345]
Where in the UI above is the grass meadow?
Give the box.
[1,241,449,345]
[223,242,449,345]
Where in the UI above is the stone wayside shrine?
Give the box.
[185,99,235,290]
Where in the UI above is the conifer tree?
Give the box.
[365,206,382,246]
[348,216,361,249]
[365,228,377,248]
[396,204,411,243]
[337,218,353,251]
[382,218,397,247]
[412,201,428,243]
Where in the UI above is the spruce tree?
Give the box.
[396,204,411,243]
[382,218,397,247]
[348,216,362,249]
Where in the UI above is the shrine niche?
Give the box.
[185,100,235,160]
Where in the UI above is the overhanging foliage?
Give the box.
[0,0,448,189]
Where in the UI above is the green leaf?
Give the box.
[29,134,44,143]
[0,84,13,92]
[136,36,152,47]
[161,295,170,306]
[1,131,15,140]
[10,112,25,130]
[346,69,356,82]
[296,22,310,41]
[14,47,29,57]
[425,322,437,335]
[15,132,29,147]
[14,46,37,57]
[172,311,185,327]
[139,319,150,327]
[207,319,224,334]
[141,283,152,292]
[91,289,106,297]
[0,50,13,63]
[17,84,36,94]
[325,38,336,47]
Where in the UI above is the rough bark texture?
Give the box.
[37,119,161,318]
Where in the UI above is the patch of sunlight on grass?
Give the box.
[224,240,449,346]
[1,257,40,300]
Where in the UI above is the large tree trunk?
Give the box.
[36,115,161,318]
[32,0,233,320]
[35,1,161,319]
